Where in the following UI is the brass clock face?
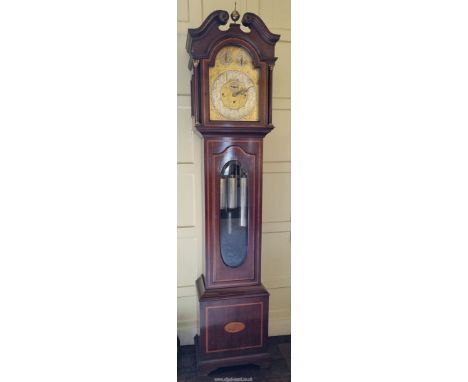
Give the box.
[209,46,259,121]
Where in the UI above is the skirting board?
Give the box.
[178,315,291,346]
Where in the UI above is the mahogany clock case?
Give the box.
[186,10,280,375]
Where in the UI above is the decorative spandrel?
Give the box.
[219,161,248,267]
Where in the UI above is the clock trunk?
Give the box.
[203,137,263,289]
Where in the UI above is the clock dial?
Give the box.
[209,46,259,121]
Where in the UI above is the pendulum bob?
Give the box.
[227,211,232,234]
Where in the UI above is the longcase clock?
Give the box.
[186,8,279,375]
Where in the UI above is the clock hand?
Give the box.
[233,86,253,97]
[229,84,240,95]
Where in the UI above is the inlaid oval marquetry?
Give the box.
[224,321,246,334]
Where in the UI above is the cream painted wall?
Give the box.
[177,0,291,345]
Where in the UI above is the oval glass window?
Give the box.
[219,161,248,268]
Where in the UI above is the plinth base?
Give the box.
[195,276,271,376]
[194,335,271,376]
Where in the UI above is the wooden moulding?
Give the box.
[186,10,280,68]
[196,275,269,301]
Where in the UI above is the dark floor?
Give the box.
[177,336,291,382]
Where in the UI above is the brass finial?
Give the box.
[231,2,240,23]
